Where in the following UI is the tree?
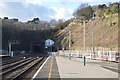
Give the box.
[50,19,56,25]
[104,9,112,16]
[73,5,94,20]
[33,18,39,21]
[78,3,89,9]
[110,3,119,14]
[99,11,105,17]
[98,4,107,10]
[73,3,88,17]
[97,4,107,17]
[2,18,59,52]
[55,20,71,30]
[27,18,40,24]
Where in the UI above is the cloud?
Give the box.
[0,2,74,22]
[0,2,56,22]
[50,7,73,20]
[0,0,119,3]
[0,0,119,22]
[0,2,8,18]
[0,2,7,8]
[23,0,41,6]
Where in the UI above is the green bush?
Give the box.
[98,10,104,17]
[104,9,112,16]
[110,4,119,14]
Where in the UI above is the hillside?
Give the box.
[57,14,118,51]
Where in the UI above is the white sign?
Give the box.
[45,39,54,47]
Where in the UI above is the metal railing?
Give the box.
[58,50,119,62]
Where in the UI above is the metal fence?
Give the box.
[58,50,120,62]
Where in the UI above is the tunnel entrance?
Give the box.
[33,45,41,53]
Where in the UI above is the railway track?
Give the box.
[0,57,27,66]
[1,56,46,80]
[1,57,33,73]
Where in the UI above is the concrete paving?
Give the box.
[33,56,59,79]
[56,56,118,78]
[68,57,119,74]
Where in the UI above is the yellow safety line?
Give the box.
[95,62,120,71]
[104,66,120,71]
[48,56,54,80]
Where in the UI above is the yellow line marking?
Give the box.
[48,56,54,80]
[94,62,119,70]
[104,66,120,71]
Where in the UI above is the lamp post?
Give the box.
[83,20,86,66]
[83,21,86,56]
[64,30,71,60]
[68,31,71,49]
[64,30,71,50]
[101,24,104,60]
[92,12,96,59]
[73,19,87,65]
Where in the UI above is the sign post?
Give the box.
[69,53,71,60]
[8,40,20,57]
[45,39,54,55]
[84,56,86,66]
[8,42,11,56]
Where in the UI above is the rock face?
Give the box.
[57,15,118,51]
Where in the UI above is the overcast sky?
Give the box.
[0,0,119,22]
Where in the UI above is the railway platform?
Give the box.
[32,56,119,80]
[0,55,10,58]
[32,56,60,80]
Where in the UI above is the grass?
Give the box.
[108,17,118,24]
